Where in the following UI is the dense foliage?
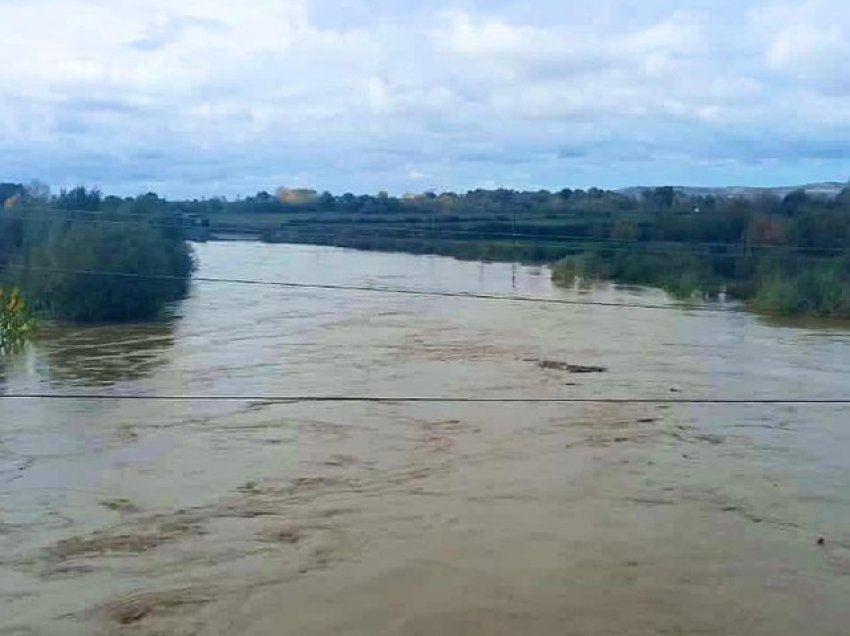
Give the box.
[551,249,850,316]
[188,183,850,317]
[2,180,850,318]
[1,185,194,323]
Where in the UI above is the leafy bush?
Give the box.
[553,248,850,316]
[552,249,718,300]
[752,265,850,316]
[9,221,194,323]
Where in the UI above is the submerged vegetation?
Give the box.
[205,183,850,317]
[552,249,850,316]
[2,180,850,318]
[1,184,194,324]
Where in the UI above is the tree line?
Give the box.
[2,181,850,322]
[204,183,850,317]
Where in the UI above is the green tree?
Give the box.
[11,221,194,323]
[55,186,102,211]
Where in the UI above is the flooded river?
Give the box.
[1,242,849,635]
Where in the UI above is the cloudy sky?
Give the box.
[1,0,849,197]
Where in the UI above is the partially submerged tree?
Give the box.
[0,287,34,352]
[11,221,194,323]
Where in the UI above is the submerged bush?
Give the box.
[751,267,850,317]
[553,248,850,317]
[8,221,194,323]
[552,249,720,300]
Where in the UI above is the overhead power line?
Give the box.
[1,393,848,404]
[274,228,843,262]
[282,223,850,256]
[3,264,735,314]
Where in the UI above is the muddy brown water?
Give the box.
[1,242,849,635]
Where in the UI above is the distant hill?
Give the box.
[619,181,849,200]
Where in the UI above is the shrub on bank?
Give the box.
[7,221,194,323]
[751,266,850,317]
[553,250,850,317]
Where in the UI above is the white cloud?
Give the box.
[432,10,751,125]
[753,2,850,94]
[0,0,848,196]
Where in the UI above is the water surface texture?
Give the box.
[1,243,849,635]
